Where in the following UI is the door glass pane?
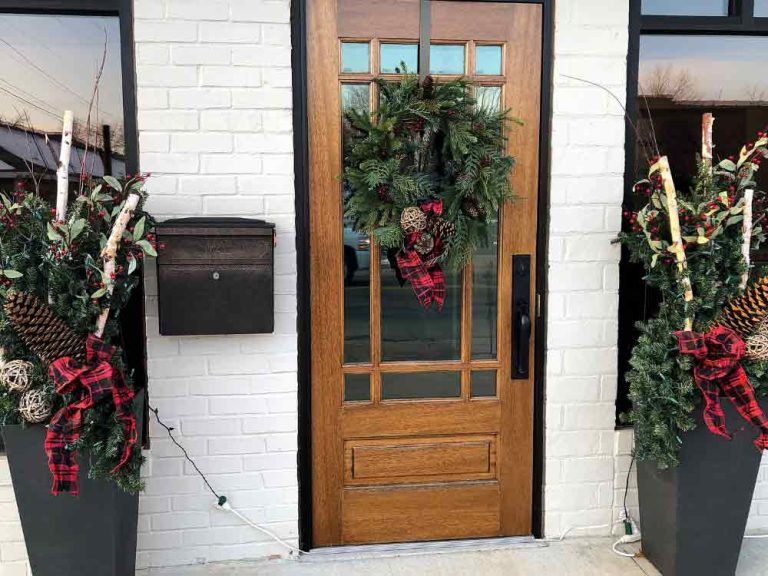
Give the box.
[0,14,126,195]
[756,0,768,16]
[342,83,371,363]
[430,44,465,74]
[641,0,728,16]
[471,371,497,398]
[472,218,498,358]
[380,43,418,74]
[341,42,370,73]
[476,45,502,75]
[344,373,371,402]
[381,263,462,361]
[476,86,501,113]
[382,372,461,400]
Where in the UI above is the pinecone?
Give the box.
[422,75,435,100]
[414,232,435,256]
[430,218,456,240]
[4,292,85,364]
[461,197,485,220]
[718,275,768,338]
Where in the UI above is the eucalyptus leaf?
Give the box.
[1,270,23,279]
[133,216,146,240]
[103,176,122,192]
[137,239,157,258]
[47,222,63,242]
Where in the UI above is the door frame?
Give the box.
[292,0,555,551]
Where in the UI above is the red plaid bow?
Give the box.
[396,246,445,310]
[676,325,768,451]
[45,335,137,495]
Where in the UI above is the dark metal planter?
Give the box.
[0,390,144,576]
[638,399,765,576]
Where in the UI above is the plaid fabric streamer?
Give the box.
[396,247,445,310]
[45,335,137,495]
[676,325,768,451]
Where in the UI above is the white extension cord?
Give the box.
[214,499,305,556]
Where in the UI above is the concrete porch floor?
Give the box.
[139,537,768,575]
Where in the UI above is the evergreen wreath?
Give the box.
[343,72,518,308]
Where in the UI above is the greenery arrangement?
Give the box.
[343,72,517,307]
[0,175,156,492]
[620,132,768,468]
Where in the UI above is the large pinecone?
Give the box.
[718,275,768,338]
[4,292,85,364]
[430,218,456,241]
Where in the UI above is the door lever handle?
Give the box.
[512,255,531,380]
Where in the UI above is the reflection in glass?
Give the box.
[380,44,419,74]
[476,86,502,113]
[476,45,503,75]
[382,372,461,400]
[344,373,371,402]
[342,84,372,364]
[756,0,768,16]
[641,0,728,16]
[472,218,498,358]
[430,44,465,74]
[0,14,126,197]
[381,262,462,361]
[341,42,370,73]
[471,371,497,398]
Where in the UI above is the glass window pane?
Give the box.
[381,263,462,362]
[476,45,502,75]
[382,372,461,400]
[641,0,729,16]
[341,42,370,73]
[342,84,372,363]
[344,373,371,402]
[380,44,418,74]
[471,371,497,398]
[0,14,126,195]
[472,218,498,358]
[756,0,768,16]
[430,44,465,75]
[476,86,501,113]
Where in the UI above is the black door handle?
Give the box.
[512,255,531,380]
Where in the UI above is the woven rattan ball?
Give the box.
[0,360,33,393]
[18,388,52,424]
[400,206,427,234]
[747,329,768,361]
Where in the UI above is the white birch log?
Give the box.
[56,111,74,221]
[658,156,695,332]
[95,193,140,338]
[741,188,754,291]
[702,112,714,174]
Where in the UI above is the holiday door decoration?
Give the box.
[0,174,156,494]
[343,73,517,308]
[620,125,768,468]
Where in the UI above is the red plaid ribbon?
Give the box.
[45,335,137,495]
[676,325,768,450]
[396,248,445,310]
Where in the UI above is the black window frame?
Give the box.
[618,0,768,425]
[0,0,146,442]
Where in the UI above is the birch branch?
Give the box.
[658,156,695,332]
[56,111,74,221]
[95,193,140,338]
[701,113,714,174]
[741,188,754,291]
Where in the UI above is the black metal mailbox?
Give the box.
[156,217,275,335]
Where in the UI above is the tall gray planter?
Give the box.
[0,390,144,576]
[638,398,764,576]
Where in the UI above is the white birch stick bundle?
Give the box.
[741,188,754,291]
[94,193,140,338]
[56,111,74,221]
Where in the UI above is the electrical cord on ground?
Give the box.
[150,406,304,557]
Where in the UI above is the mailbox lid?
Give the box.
[157,217,275,237]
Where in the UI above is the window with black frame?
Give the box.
[617,0,768,423]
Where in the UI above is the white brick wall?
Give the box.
[544,0,628,538]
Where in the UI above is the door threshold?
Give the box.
[303,536,543,562]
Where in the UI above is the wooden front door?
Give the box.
[308,0,543,547]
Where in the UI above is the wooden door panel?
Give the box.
[342,483,501,544]
[309,0,543,546]
[345,434,497,485]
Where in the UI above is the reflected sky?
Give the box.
[642,0,728,16]
[0,14,124,148]
[640,35,768,102]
